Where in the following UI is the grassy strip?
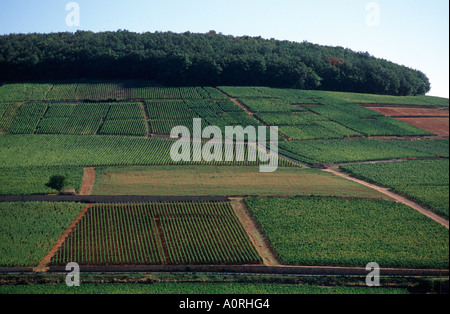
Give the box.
[92,166,390,199]
[0,282,409,295]
[2,273,447,294]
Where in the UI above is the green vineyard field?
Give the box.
[0,135,296,168]
[51,202,263,266]
[0,202,85,267]
[279,138,448,165]
[245,197,449,269]
[341,159,450,218]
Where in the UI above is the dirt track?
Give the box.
[0,195,230,203]
[230,198,281,266]
[323,169,449,229]
[79,167,96,195]
[33,204,93,272]
[2,264,447,278]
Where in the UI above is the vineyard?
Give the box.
[0,83,445,141]
[0,167,84,195]
[279,138,449,165]
[220,86,437,139]
[244,197,449,269]
[51,202,263,266]
[0,135,297,168]
[0,82,448,290]
[0,83,237,102]
[0,202,84,267]
[341,159,450,218]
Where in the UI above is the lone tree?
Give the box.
[46,175,66,192]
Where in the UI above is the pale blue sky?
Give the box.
[0,0,448,98]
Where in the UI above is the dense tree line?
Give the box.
[0,30,430,96]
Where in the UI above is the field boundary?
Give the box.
[0,195,230,203]
[323,169,449,229]
[4,265,441,277]
[359,104,449,109]
[2,264,448,277]
[322,157,448,169]
[79,167,96,196]
[230,198,281,266]
[0,194,392,204]
[33,204,93,272]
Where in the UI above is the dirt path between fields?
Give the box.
[323,169,449,229]
[33,204,93,272]
[322,157,448,169]
[214,88,291,141]
[230,198,281,266]
[79,167,96,196]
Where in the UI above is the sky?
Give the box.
[0,0,448,98]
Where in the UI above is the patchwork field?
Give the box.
[0,82,448,295]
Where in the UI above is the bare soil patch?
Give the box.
[367,106,449,117]
[396,117,449,137]
[365,106,449,137]
[79,167,96,195]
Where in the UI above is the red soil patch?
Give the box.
[367,106,449,117]
[365,106,449,137]
[396,117,449,137]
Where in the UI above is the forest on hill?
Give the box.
[0,30,430,96]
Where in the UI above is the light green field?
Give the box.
[92,166,391,199]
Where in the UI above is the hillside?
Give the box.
[0,82,448,296]
[0,31,430,96]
